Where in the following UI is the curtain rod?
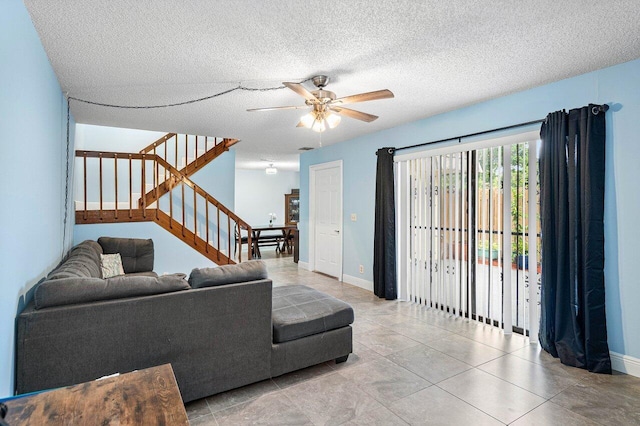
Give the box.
[393,119,544,153]
[393,104,609,154]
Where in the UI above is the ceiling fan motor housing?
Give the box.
[309,89,336,104]
[311,75,329,88]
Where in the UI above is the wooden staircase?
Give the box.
[75,133,252,265]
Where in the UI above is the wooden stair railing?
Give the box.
[139,133,239,207]
[75,150,252,265]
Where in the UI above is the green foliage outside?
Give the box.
[476,143,533,261]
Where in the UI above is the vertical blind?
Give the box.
[396,133,541,336]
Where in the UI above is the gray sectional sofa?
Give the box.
[16,238,353,403]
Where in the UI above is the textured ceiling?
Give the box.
[24,1,640,171]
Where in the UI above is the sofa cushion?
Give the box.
[98,237,154,273]
[124,271,159,278]
[271,285,354,344]
[188,260,267,288]
[47,240,102,280]
[100,253,125,278]
[34,273,190,309]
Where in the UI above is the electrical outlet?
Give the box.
[359,265,364,274]
[351,213,357,222]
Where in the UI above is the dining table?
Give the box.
[250,224,297,258]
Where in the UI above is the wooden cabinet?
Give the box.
[285,191,299,226]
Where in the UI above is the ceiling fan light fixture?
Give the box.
[311,118,326,133]
[300,112,315,128]
[325,111,341,129]
[265,163,278,175]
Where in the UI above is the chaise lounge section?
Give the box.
[271,285,353,377]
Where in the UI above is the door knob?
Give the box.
[334,230,340,233]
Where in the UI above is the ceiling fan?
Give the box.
[247,75,394,132]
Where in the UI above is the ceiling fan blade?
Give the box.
[246,105,308,112]
[332,89,394,105]
[283,82,317,102]
[331,107,378,122]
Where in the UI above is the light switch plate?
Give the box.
[351,213,357,222]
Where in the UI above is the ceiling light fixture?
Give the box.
[265,163,278,175]
[300,107,342,133]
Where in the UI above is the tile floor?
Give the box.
[185,254,640,425]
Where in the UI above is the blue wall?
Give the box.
[74,222,217,274]
[0,0,75,396]
[73,124,236,272]
[300,58,640,360]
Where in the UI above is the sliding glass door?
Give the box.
[396,132,541,337]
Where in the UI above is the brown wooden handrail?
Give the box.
[139,133,177,154]
[139,133,239,165]
[77,150,148,159]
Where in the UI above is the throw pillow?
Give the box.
[101,253,124,278]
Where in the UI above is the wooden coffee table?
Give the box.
[3,364,188,425]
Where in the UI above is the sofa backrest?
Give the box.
[47,240,102,280]
[98,237,154,273]
[188,260,268,288]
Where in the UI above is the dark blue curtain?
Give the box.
[539,105,611,374]
[374,147,397,299]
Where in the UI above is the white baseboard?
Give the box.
[610,351,640,377]
[298,261,310,271]
[342,274,373,292]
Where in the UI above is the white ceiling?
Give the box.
[24,1,640,171]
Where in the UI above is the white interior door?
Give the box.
[313,164,342,278]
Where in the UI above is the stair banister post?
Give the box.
[155,155,159,220]
[99,152,103,220]
[128,154,133,219]
[83,152,87,220]
[141,154,146,218]
[152,145,157,192]
[169,168,173,228]
[174,134,178,170]
[114,153,118,220]
[181,176,185,237]
[217,207,221,262]
[227,216,232,264]
[205,200,209,253]
[164,139,168,181]
[193,184,197,245]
